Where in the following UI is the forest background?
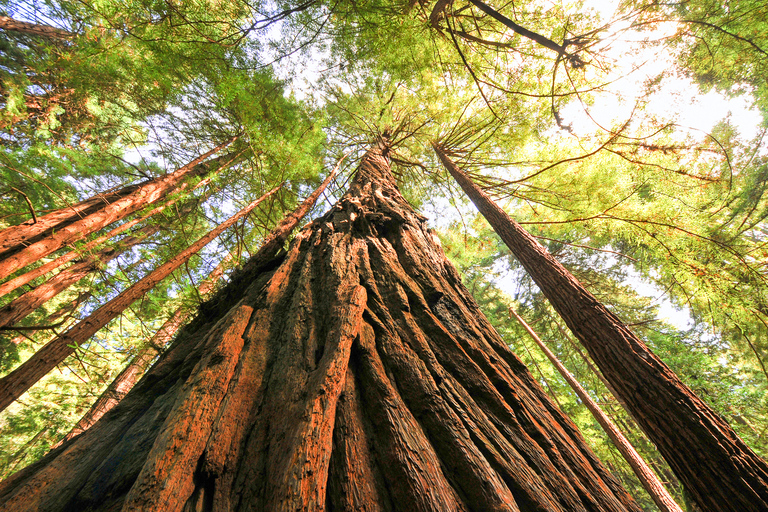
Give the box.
[1,0,767,509]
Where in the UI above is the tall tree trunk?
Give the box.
[0,16,73,40]
[435,144,768,512]
[0,143,641,512]
[0,225,158,331]
[0,185,142,261]
[509,308,683,512]
[0,184,281,413]
[0,138,238,278]
[0,153,233,299]
[57,252,235,444]
[0,186,220,328]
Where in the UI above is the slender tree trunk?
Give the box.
[0,143,641,512]
[0,225,158,331]
[58,252,234,444]
[0,186,220,328]
[0,16,73,40]
[0,186,141,261]
[0,153,235,299]
[0,184,281,413]
[435,144,768,512]
[509,308,683,512]
[0,138,237,279]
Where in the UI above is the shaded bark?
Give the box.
[509,308,683,512]
[0,184,281,413]
[435,144,768,512]
[0,152,234,299]
[0,143,641,512]
[0,138,238,279]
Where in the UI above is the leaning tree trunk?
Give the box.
[0,224,158,330]
[0,187,220,328]
[0,157,229,299]
[0,142,642,512]
[0,184,281,413]
[509,308,683,512]
[435,145,768,512]
[0,16,73,40]
[0,139,238,279]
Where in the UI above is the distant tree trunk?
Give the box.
[0,139,238,278]
[0,225,158,330]
[0,16,73,40]
[0,184,281,413]
[0,143,641,512]
[0,154,233,299]
[58,252,235,444]
[509,308,683,512]
[0,186,142,261]
[435,145,768,512]
[0,186,220,328]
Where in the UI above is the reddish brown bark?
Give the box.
[58,253,234,444]
[0,225,157,331]
[0,186,141,262]
[435,144,768,512]
[0,16,73,40]
[0,144,641,512]
[510,308,683,512]
[0,184,280,413]
[0,138,238,279]
[0,156,231,299]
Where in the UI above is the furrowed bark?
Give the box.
[58,253,234,444]
[0,145,640,512]
[510,308,683,512]
[0,151,236,299]
[0,184,280,413]
[0,138,238,279]
[435,144,768,512]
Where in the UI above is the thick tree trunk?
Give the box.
[0,155,231,299]
[58,253,235,444]
[0,16,73,40]
[0,184,280,413]
[0,139,238,279]
[435,145,768,512]
[0,225,158,330]
[0,143,641,512]
[509,308,683,512]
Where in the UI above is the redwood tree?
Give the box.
[0,139,238,279]
[435,144,768,512]
[0,184,281,413]
[0,142,642,511]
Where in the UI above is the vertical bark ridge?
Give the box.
[0,144,642,512]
